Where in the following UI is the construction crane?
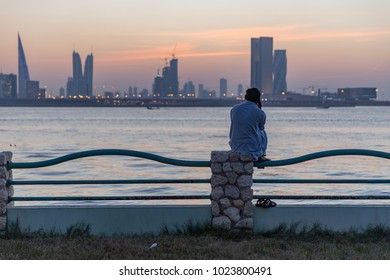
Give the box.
[172,43,177,59]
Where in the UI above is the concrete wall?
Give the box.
[8,205,211,236]
[254,204,390,232]
[9,204,390,235]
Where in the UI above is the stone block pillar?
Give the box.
[210,151,254,231]
[0,151,13,234]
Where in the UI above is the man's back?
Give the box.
[229,100,266,160]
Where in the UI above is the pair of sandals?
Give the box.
[255,198,277,208]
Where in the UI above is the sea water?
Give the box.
[1,106,390,205]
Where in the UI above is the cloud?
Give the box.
[97,42,248,63]
[96,24,390,63]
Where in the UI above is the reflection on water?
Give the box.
[1,106,390,205]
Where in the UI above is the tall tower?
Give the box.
[273,50,287,95]
[169,58,178,96]
[158,57,178,97]
[220,78,227,98]
[251,37,273,94]
[72,51,93,97]
[84,53,93,97]
[18,34,30,98]
[72,51,83,96]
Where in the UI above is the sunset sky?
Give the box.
[1,0,389,99]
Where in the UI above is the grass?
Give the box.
[2,222,390,259]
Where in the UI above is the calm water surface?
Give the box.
[1,106,389,205]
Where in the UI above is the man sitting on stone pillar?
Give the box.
[229,88,275,208]
[229,88,270,162]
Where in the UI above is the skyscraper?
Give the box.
[251,37,273,94]
[72,51,83,96]
[156,57,179,97]
[169,58,178,97]
[18,34,30,98]
[220,78,227,98]
[84,54,93,97]
[0,73,17,98]
[237,84,243,98]
[26,80,40,99]
[153,73,163,97]
[273,50,287,95]
[71,51,93,97]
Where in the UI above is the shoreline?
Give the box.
[0,98,388,107]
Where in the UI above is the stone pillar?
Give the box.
[0,151,13,234]
[210,151,254,231]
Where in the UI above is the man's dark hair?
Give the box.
[245,88,261,103]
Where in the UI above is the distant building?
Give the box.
[237,84,243,98]
[59,87,65,98]
[169,58,178,96]
[26,80,40,99]
[208,90,217,98]
[251,37,273,94]
[0,73,17,98]
[128,86,136,98]
[133,87,138,97]
[84,54,93,97]
[182,81,195,98]
[71,51,93,97]
[140,88,149,98]
[66,77,73,98]
[153,75,163,97]
[104,92,114,99]
[337,87,377,100]
[220,78,227,98]
[273,50,287,95]
[198,84,216,98]
[18,34,30,98]
[198,84,206,98]
[38,88,46,99]
[153,57,179,97]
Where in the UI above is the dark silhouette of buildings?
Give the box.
[237,84,243,98]
[152,57,178,97]
[67,51,93,97]
[251,37,273,94]
[337,87,377,100]
[182,81,195,98]
[273,49,287,95]
[220,78,227,98]
[0,73,17,98]
[26,80,40,99]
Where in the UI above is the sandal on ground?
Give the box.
[255,198,277,208]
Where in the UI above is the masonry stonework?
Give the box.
[210,151,254,231]
[0,151,12,234]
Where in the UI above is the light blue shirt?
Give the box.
[229,100,266,160]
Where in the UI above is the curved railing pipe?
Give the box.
[254,149,390,168]
[8,149,390,170]
[8,149,211,169]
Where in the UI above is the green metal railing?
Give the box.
[6,148,390,202]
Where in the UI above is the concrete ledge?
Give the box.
[254,204,390,232]
[8,204,390,236]
[7,205,211,236]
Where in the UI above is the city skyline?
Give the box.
[1,0,389,99]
